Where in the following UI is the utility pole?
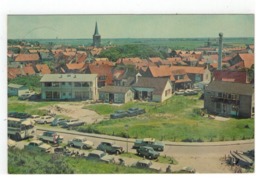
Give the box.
[125,124,129,153]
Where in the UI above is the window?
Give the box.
[45,82,52,87]
[53,92,60,99]
[52,82,59,87]
[218,92,222,98]
[62,82,66,86]
[75,82,81,87]
[82,82,89,87]
[46,91,52,99]
[62,93,66,96]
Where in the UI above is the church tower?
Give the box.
[93,22,101,47]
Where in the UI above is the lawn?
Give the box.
[81,95,254,142]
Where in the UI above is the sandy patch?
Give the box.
[40,103,105,124]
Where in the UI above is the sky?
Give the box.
[8,14,254,39]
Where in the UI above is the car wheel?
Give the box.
[44,121,47,124]
[149,155,152,159]
[115,150,120,155]
[15,133,21,141]
[69,143,74,147]
[157,147,162,151]
[83,145,87,149]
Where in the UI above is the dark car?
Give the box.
[97,141,124,155]
[8,112,31,119]
[127,107,146,117]
[133,138,165,151]
[86,150,115,163]
[51,118,66,126]
[60,119,85,128]
[136,146,160,159]
[110,110,129,119]
[131,160,162,172]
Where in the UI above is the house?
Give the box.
[40,74,98,101]
[172,69,192,90]
[132,77,172,102]
[204,81,254,118]
[99,86,134,103]
[148,57,163,66]
[170,66,211,83]
[39,52,54,61]
[8,68,22,79]
[21,66,36,76]
[213,70,249,83]
[65,63,86,73]
[8,83,29,96]
[15,54,40,65]
[112,66,139,86]
[85,64,113,88]
[228,53,254,70]
[34,64,51,75]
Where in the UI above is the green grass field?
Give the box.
[81,95,254,142]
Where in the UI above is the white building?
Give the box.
[40,74,98,100]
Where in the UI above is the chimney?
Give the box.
[218,33,223,70]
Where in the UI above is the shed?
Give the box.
[99,86,134,103]
[8,83,29,96]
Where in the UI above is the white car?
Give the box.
[35,116,55,124]
[68,137,94,149]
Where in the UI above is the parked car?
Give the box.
[35,116,55,124]
[54,146,72,156]
[38,131,63,144]
[110,110,129,119]
[24,140,51,153]
[131,160,162,172]
[127,107,146,116]
[68,137,94,149]
[184,89,198,96]
[8,112,31,119]
[97,141,124,155]
[136,146,160,159]
[18,93,34,100]
[60,119,85,128]
[133,138,164,151]
[50,118,66,126]
[175,89,185,95]
[28,115,41,123]
[86,150,115,163]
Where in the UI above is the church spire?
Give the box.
[93,21,100,36]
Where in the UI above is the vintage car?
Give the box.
[97,141,124,155]
[131,160,162,172]
[86,150,115,163]
[68,137,94,149]
[60,119,85,128]
[35,116,55,124]
[184,89,198,96]
[38,131,63,144]
[127,107,146,117]
[110,110,129,119]
[50,118,67,126]
[175,89,185,95]
[24,140,51,153]
[133,138,164,151]
[136,146,160,159]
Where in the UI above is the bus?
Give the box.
[8,117,35,141]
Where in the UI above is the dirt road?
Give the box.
[23,128,253,173]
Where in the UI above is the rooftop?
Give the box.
[40,74,97,82]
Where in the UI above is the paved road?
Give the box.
[17,126,254,173]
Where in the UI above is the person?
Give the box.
[166,165,172,173]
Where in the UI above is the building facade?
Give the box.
[204,81,254,118]
[99,86,134,104]
[40,74,98,100]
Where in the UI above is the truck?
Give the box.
[38,131,63,144]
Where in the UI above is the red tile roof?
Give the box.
[76,53,87,63]
[148,66,175,81]
[87,64,113,85]
[8,68,22,79]
[213,70,248,83]
[66,63,86,70]
[170,66,205,74]
[239,53,254,68]
[92,60,114,66]
[22,66,36,75]
[15,54,40,62]
[35,64,51,74]
[149,57,162,63]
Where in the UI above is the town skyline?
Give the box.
[8,14,254,39]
